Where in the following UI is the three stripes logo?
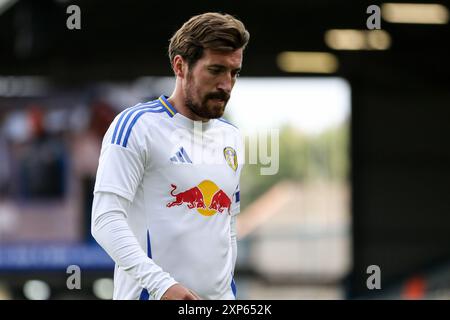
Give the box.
[110,96,177,148]
[170,147,192,164]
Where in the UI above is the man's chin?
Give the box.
[191,109,223,120]
[189,101,226,119]
[203,103,225,118]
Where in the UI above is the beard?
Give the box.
[184,76,230,119]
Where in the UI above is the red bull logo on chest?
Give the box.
[166,180,231,216]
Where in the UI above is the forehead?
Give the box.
[198,48,243,68]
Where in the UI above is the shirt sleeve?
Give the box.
[93,114,148,202]
[91,191,178,300]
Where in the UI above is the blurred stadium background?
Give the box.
[0,0,449,300]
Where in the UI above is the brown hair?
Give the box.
[168,12,250,70]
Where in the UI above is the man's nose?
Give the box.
[217,74,233,94]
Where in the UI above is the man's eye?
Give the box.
[209,69,221,75]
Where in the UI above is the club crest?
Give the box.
[223,147,238,171]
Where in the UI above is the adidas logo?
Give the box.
[170,147,192,164]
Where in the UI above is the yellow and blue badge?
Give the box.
[223,147,238,171]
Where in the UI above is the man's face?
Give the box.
[183,48,243,119]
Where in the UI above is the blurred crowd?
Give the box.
[0,94,116,242]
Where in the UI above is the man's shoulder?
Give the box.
[109,98,170,148]
[115,98,173,123]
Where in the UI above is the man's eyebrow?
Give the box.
[208,64,226,69]
[208,64,241,71]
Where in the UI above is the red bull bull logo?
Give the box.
[166,180,231,216]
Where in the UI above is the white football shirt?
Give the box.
[94,95,242,300]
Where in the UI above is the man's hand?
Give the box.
[160,283,202,300]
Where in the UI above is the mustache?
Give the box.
[206,91,230,101]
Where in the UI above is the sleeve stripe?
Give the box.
[114,102,162,145]
[111,104,140,144]
[112,102,159,144]
[122,107,164,147]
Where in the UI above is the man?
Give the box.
[91,12,249,300]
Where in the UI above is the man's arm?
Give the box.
[91,191,198,300]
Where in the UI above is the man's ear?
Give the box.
[173,55,186,78]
